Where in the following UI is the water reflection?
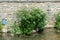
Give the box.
[0,32,45,40]
[0,28,60,40]
[2,33,12,40]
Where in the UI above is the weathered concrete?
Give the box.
[0,1,59,32]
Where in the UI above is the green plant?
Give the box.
[55,11,60,30]
[31,8,46,31]
[11,22,22,34]
[0,21,2,30]
[16,7,46,35]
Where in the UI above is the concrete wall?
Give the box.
[0,1,60,32]
[0,0,60,1]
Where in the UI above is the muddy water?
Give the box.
[0,28,60,40]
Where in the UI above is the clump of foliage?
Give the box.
[11,22,22,34]
[55,11,60,30]
[0,21,2,30]
[31,8,46,32]
[15,7,46,35]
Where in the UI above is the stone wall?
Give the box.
[0,2,60,32]
[21,0,60,1]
